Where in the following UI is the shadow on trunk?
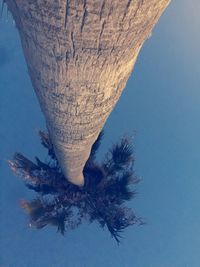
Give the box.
[9,130,144,243]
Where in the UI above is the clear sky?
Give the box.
[1,1,200,266]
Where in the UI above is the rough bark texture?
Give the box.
[6,0,170,185]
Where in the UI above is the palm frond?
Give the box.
[43,213,66,235]
[10,153,38,171]
[119,171,134,186]
[38,130,52,150]
[110,137,134,168]
[106,222,122,244]
[39,130,56,159]
[35,157,51,171]
[105,180,135,203]
[25,183,56,195]
[21,199,46,221]
[10,129,142,244]
[88,130,104,161]
[8,153,42,184]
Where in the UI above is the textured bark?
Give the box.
[6,0,170,185]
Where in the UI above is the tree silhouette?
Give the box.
[5,0,170,186]
[9,131,143,243]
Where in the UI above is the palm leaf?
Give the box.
[43,214,66,235]
[25,183,56,195]
[11,153,38,171]
[39,130,56,159]
[21,199,46,221]
[88,130,104,161]
[110,137,134,168]
[10,129,142,243]
[35,156,51,171]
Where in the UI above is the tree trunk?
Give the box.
[6,0,170,185]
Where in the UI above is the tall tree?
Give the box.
[5,0,170,185]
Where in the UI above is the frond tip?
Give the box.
[111,137,134,167]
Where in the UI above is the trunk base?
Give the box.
[67,173,85,187]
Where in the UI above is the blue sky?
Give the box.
[1,1,200,266]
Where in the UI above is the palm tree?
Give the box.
[10,130,142,243]
[5,0,170,185]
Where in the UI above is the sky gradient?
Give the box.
[1,1,200,266]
